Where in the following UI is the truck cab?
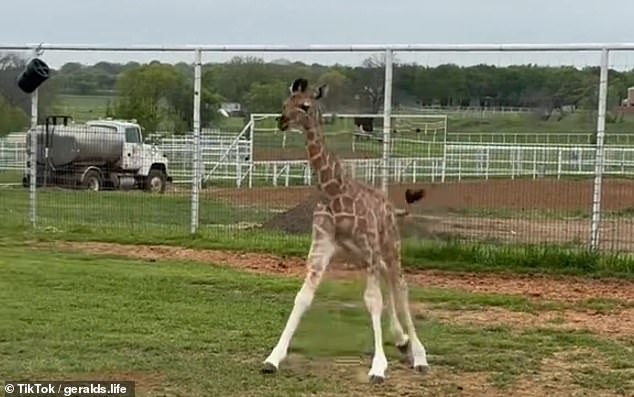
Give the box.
[85,119,172,192]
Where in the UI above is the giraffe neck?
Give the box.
[302,116,345,197]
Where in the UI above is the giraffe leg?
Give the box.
[364,270,388,383]
[393,273,430,373]
[262,208,335,373]
[386,283,409,353]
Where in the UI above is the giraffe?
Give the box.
[261,78,429,383]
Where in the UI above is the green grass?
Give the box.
[0,188,274,232]
[0,170,22,184]
[0,245,631,396]
[447,111,634,135]
[403,240,634,278]
[2,184,634,278]
[53,95,113,122]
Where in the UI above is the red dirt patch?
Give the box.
[45,241,634,304]
[208,178,634,213]
[405,269,634,304]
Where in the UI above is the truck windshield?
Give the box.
[125,127,141,143]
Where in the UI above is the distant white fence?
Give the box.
[248,157,444,187]
[218,144,634,187]
[158,132,251,185]
[4,135,634,187]
[442,143,634,181]
[447,132,634,146]
[0,140,25,170]
[400,105,536,118]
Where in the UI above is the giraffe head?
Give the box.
[277,78,328,132]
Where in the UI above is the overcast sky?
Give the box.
[2,0,634,68]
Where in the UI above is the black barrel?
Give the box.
[16,58,50,94]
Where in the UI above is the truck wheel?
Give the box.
[145,169,166,193]
[83,170,102,192]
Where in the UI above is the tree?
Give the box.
[244,81,288,113]
[114,64,185,133]
[316,69,353,109]
[40,55,634,122]
[348,54,398,113]
[359,57,384,113]
[113,63,223,134]
[0,94,29,137]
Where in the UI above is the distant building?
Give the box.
[220,102,243,116]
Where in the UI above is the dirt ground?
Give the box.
[207,178,634,212]
[42,240,634,396]
[204,178,634,250]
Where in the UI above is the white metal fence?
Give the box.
[0,138,26,172]
[6,129,634,186]
[7,137,634,187]
[442,144,634,181]
[156,132,251,186]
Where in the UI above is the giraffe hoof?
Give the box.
[396,340,410,355]
[414,364,430,374]
[369,375,385,384]
[261,362,278,374]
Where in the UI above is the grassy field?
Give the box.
[1,243,632,396]
[53,94,115,122]
[52,94,634,139]
[2,186,634,278]
[2,95,631,397]
[4,93,634,393]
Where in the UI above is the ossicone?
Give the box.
[291,78,309,93]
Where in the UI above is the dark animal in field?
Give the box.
[405,188,425,204]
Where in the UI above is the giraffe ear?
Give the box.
[291,78,308,93]
[314,84,329,100]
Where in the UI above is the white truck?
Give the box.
[23,116,172,193]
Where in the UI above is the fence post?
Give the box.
[28,44,44,230]
[190,48,202,235]
[248,114,255,188]
[590,48,610,251]
[381,49,393,193]
[29,87,38,229]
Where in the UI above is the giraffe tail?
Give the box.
[395,187,426,217]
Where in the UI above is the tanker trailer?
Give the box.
[23,117,172,193]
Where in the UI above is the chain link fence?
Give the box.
[1,44,633,253]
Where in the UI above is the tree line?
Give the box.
[2,53,634,136]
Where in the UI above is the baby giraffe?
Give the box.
[261,78,429,383]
